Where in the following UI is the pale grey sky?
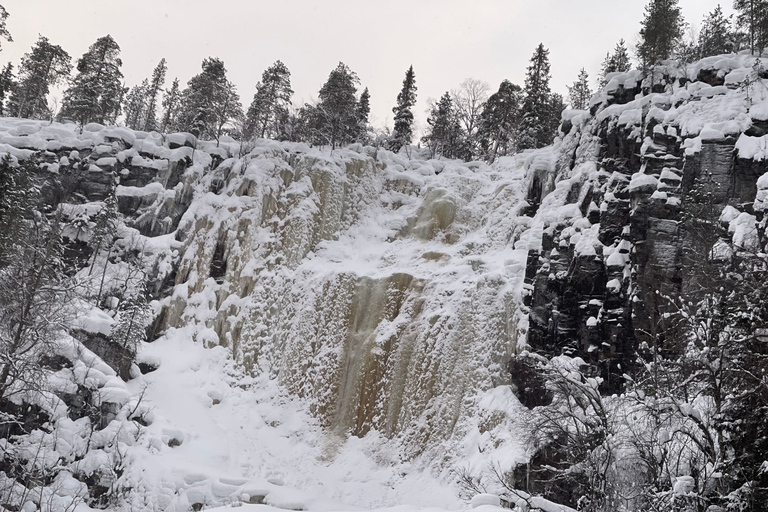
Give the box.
[2,0,734,134]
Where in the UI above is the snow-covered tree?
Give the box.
[734,0,768,54]
[519,43,557,150]
[568,68,593,110]
[600,40,632,87]
[452,78,490,158]
[143,58,166,132]
[7,36,71,120]
[422,92,464,159]
[178,57,242,142]
[698,5,734,57]
[476,79,522,161]
[0,157,74,403]
[356,86,371,143]
[243,60,293,140]
[110,293,151,354]
[0,4,11,52]
[637,0,685,69]
[313,62,360,149]
[0,63,13,116]
[161,77,182,133]
[123,79,148,130]
[59,35,125,126]
[389,65,417,152]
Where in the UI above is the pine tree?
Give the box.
[123,79,149,130]
[699,5,735,57]
[734,0,768,54]
[314,62,360,149]
[7,36,71,120]
[0,63,13,116]
[637,0,685,69]
[143,58,166,132]
[243,60,293,141]
[518,44,555,150]
[600,39,632,86]
[567,68,593,110]
[356,87,371,143]
[0,4,11,52]
[389,65,417,152]
[161,77,182,133]
[477,79,522,161]
[177,57,242,142]
[59,35,125,126]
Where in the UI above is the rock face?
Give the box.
[522,57,768,390]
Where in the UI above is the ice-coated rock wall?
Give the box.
[155,142,533,450]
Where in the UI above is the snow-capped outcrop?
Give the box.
[521,53,768,392]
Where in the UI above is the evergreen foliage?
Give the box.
[734,0,768,54]
[59,35,126,126]
[7,36,71,120]
[0,63,13,116]
[110,293,152,354]
[161,77,182,133]
[0,4,11,52]
[389,65,417,152]
[422,92,464,159]
[356,87,371,143]
[600,40,632,86]
[519,44,558,150]
[178,57,242,142]
[476,79,522,161]
[244,60,293,140]
[313,62,361,149]
[637,0,685,69]
[143,58,167,132]
[123,79,149,130]
[699,5,735,57]
[567,68,593,110]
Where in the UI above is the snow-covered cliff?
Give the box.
[4,52,768,512]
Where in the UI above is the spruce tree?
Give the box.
[178,57,242,142]
[734,0,768,54]
[243,60,293,140]
[518,44,555,150]
[699,5,734,57]
[477,79,522,161]
[7,36,71,120]
[389,65,417,152]
[637,0,685,69]
[143,58,166,132]
[567,68,593,110]
[600,39,632,86]
[0,63,13,116]
[422,92,464,159]
[161,77,182,133]
[356,87,371,143]
[315,62,360,149]
[59,35,125,126]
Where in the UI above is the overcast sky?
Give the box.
[2,0,734,135]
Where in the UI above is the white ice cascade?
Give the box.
[160,142,534,456]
